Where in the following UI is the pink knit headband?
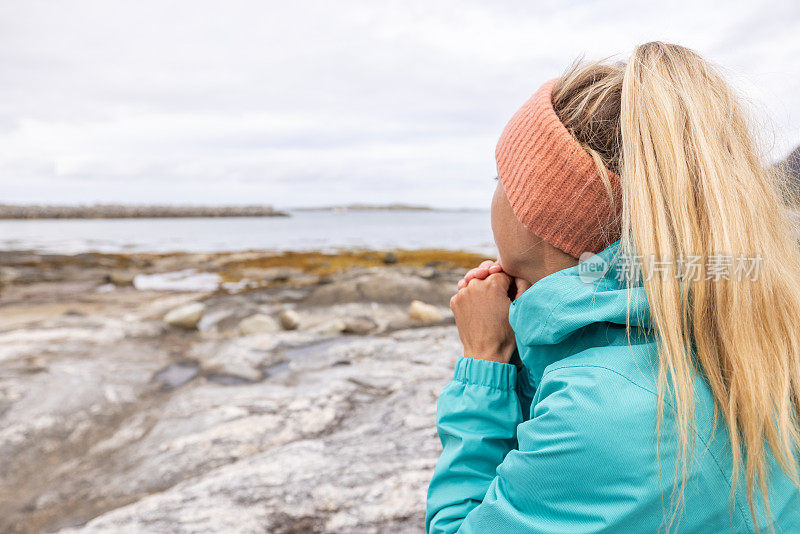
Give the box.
[495,77,622,259]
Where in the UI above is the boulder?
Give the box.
[306,271,452,306]
[108,270,136,286]
[0,266,20,286]
[408,300,443,323]
[418,267,437,279]
[238,314,280,335]
[278,309,301,330]
[342,316,377,335]
[196,337,281,381]
[312,318,347,335]
[164,302,205,330]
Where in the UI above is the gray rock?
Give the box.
[152,362,200,390]
[306,270,452,306]
[0,264,464,534]
[311,318,346,335]
[28,325,461,534]
[342,316,377,335]
[196,336,280,381]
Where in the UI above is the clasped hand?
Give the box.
[450,260,531,365]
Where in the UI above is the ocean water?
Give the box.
[0,209,497,255]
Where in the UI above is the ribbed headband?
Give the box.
[495,77,622,259]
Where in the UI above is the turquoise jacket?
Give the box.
[426,241,800,533]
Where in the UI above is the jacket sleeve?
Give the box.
[425,357,525,533]
[426,363,641,534]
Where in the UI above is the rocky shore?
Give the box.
[0,204,288,219]
[0,247,487,533]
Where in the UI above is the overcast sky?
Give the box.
[0,0,798,208]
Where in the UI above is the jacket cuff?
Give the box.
[453,357,517,391]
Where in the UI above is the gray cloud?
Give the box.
[0,0,798,208]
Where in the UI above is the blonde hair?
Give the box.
[553,41,800,531]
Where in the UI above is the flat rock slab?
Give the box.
[0,278,461,533]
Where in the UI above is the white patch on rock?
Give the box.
[135,270,221,292]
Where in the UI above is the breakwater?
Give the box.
[0,204,288,219]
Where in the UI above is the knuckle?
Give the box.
[488,273,504,286]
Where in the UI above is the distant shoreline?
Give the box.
[292,203,433,212]
[0,204,289,220]
[0,203,488,219]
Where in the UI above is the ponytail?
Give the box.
[621,42,800,530]
[555,42,800,531]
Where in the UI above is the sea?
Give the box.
[0,209,497,255]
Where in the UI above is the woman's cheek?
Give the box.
[495,251,510,274]
[494,246,514,276]
[492,230,510,271]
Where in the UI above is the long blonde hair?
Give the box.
[553,41,800,531]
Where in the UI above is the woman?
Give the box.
[426,42,800,533]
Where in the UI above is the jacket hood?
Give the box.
[509,240,654,386]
